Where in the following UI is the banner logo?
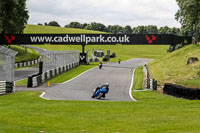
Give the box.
[5,35,15,44]
[145,35,156,44]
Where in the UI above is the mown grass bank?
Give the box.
[10,45,39,63]
[147,44,200,88]
[24,24,105,34]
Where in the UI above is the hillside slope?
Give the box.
[24,25,105,34]
[147,44,200,88]
[10,45,39,63]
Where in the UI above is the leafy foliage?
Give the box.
[176,0,200,41]
[48,21,60,27]
[0,0,29,34]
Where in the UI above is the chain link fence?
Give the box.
[0,46,17,94]
[40,50,79,72]
[0,46,18,82]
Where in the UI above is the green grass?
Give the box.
[15,78,28,86]
[1,89,200,132]
[3,58,200,132]
[132,66,144,90]
[177,78,200,88]
[10,45,39,63]
[32,44,168,62]
[48,63,98,83]
[147,44,200,87]
[24,25,105,34]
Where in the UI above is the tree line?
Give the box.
[40,21,182,35]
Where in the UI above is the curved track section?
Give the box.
[42,58,152,101]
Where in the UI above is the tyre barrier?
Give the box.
[163,83,200,100]
[0,81,14,95]
[27,62,79,87]
[15,58,40,68]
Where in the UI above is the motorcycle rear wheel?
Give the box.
[97,92,104,99]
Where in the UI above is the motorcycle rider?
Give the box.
[118,58,121,64]
[99,61,103,69]
[92,83,109,98]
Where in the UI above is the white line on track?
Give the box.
[61,66,98,84]
[39,66,98,100]
[129,69,137,101]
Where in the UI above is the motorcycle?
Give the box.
[91,87,108,99]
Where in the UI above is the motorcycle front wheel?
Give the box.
[97,92,104,99]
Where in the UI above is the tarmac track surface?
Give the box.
[14,66,39,81]
[40,58,152,101]
[14,46,45,81]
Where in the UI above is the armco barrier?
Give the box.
[163,83,200,100]
[0,81,14,95]
[27,62,79,87]
[143,65,157,90]
[15,58,40,68]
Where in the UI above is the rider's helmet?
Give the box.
[105,83,109,88]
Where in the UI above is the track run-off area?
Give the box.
[16,58,152,101]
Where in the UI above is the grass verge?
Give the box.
[48,62,98,83]
[10,45,39,63]
[15,78,28,86]
[132,66,144,90]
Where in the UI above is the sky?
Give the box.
[26,0,181,28]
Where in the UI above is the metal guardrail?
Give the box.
[28,62,79,87]
[15,58,40,68]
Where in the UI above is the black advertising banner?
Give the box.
[0,34,192,45]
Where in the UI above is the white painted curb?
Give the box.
[129,69,137,101]
[40,92,50,100]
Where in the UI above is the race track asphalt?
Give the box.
[14,66,39,81]
[39,58,152,101]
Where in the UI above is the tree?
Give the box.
[158,26,172,34]
[146,25,158,34]
[65,22,81,28]
[85,22,107,32]
[123,25,132,34]
[48,21,60,27]
[132,26,146,34]
[0,0,29,34]
[171,27,181,35]
[80,23,88,29]
[175,0,200,41]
